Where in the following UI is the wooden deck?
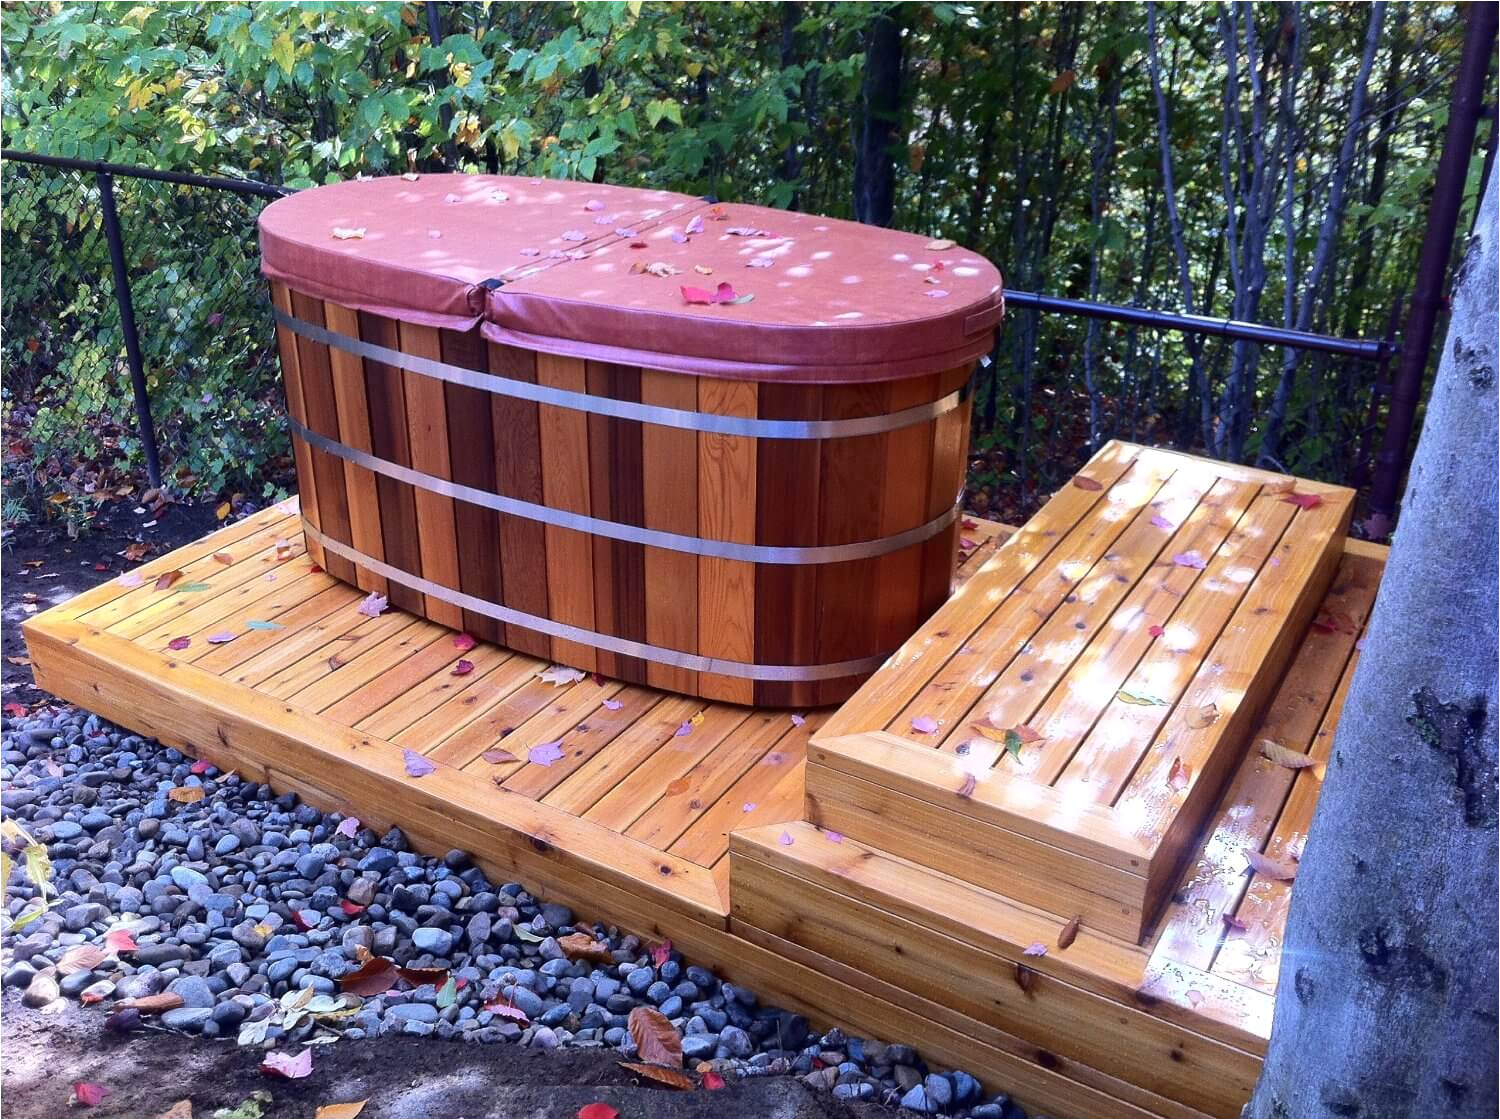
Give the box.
[22,448,1386,1119]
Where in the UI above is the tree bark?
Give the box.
[853,10,903,227]
[1248,172,1498,1120]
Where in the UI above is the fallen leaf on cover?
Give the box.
[926,238,956,250]
[331,227,365,240]
[1172,551,1207,570]
[206,630,237,644]
[686,214,705,234]
[168,786,205,804]
[528,740,565,766]
[452,633,477,652]
[1185,702,1219,730]
[910,715,939,734]
[1167,757,1191,792]
[680,281,751,306]
[1117,689,1167,706]
[578,1106,619,1120]
[1072,476,1103,491]
[402,749,436,778]
[584,199,605,211]
[518,247,540,257]
[1023,942,1048,957]
[167,637,191,651]
[539,665,586,686]
[692,264,713,275]
[1058,916,1081,950]
[628,1004,683,1068]
[155,570,183,591]
[1259,738,1319,771]
[1281,492,1323,509]
[72,1083,110,1107]
[451,659,475,676]
[315,1102,367,1120]
[260,1048,313,1079]
[925,289,950,298]
[558,932,614,964]
[746,256,774,268]
[725,226,772,237]
[615,227,639,237]
[561,229,586,242]
[357,592,388,617]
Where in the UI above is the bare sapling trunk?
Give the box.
[1249,172,1498,1118]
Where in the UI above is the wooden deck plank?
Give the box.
[490,687,665,801]
[385,652,546,752]
[427,674,623,771]
[354,640,518,739]
[671,753,809,868]
[543,694,704,818]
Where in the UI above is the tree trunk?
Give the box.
[853,11,903,227]
[1248,172,1498,1120]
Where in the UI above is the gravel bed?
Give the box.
[0,704,1024,1117]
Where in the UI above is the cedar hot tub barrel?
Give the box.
[259,175,1003,706]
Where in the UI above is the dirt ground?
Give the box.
[0,994,898,1119]
[1,499,903,1118]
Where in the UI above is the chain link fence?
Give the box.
[2,155,289,521]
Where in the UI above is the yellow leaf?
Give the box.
[627,0,643,15]
[215,501,231,520]
[315,1102,367,1119]
[272,31,296,75]
[685,61,703,79]
[23,843,52,894]
[1,851,11,892]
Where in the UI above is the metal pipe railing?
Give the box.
[1,149,288,198]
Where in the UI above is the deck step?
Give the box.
[808,441,1354,940]
[729,820,1259,1117]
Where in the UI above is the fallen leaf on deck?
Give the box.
[1148,624,1165,638]
[1013,962,1033,994]
[1149,514,1174,530]
[451,659,475,676]
[402,750,436,778]
[1172,551,1207,570]
[956,772,977,798]
[910,715,939,734]
[602,698,623,711]
[212,552,235,565]
[314,1102,367,1119]
[1117,689,1167,706]
[1185,702,1219,730]
[1023,942,1048,957]
[777,831,794,846]
[168,786,205,804]
[206,631,237,645]
[665,777,691,796]
[558,932,614,964]
[1167,757,1191,792]
[72,1083,110,1107]
[823,830,843,843]
[453,633,476,652]
[117,573,144,587]
[246,620,282,631]
[628,1005,683,1068]
[790,713,806,727]
[528,740,565,767]
[1058,916,1081,950]
[578,1106,619,1120]
[155,570,183,591]
[539,665,586,687]
[742,802,756,812]
[167,637,192,651]
[260,1049,313,1079]
[357,592,388,618]
[1072,476,1103,491]
[481,749,518,764]
[275,540,296,561]
[1259,738,1318,771]
[1243,848,1298,881]
[1185,989,1205,1008]
[1222,913,1249,931]
[176,582,212,593]
[327,655,345,671]
[1281,492,1323,509]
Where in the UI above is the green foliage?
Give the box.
[0,2,1484,521]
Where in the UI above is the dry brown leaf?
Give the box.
[212,552,234,565]
[557,932,614,965]
[1013,962,1033,995]
[1185,702,1219,730]
[155,570,183,591]
[1244,848,1298,881]
[1072,476,1103,492]
[315,1102,367,1119]
[1058,916,1081,950]
[337,957,400,997]
[115,992,185,1015]
[58,945,107,976]
[628,1005,683,1068]
[925,238,956,251]
[664,777,691,797]
[480,749,518,764]
[1259,738,1317,770]
[618,1062,695,1090]
[157,1101,194,1119]
[167,786,205,804]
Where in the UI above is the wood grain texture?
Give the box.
[357,311,423,615]
[323,302,388,597]
[487,341,551,659]
[287,290,356,585]
[586,361,646,682]
[536,353,596,671]
[640,368,700,696]
[697,377,758,704]
[441,327,504,646]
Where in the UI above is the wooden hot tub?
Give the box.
[259,175,1003,706]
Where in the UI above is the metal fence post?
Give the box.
[96,168,163,490]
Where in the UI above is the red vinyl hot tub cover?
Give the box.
[259,173,1003,382]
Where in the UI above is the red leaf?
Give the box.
[105,929,138,954]
[1148,624,1165,638]
[452,633,476,652]
[702,1071,726,1090]
[340,899,366,916]
[485,1001,530,1024]
[190,758,212,775]
[3,702,30,718]
[1072,476,1103,491]
[73,1083,110,1107]
[154,570,183,591]
[1281,492,1323,509]
[292,910,313,931]
[451,659,475,676]
[651,939,673,967]
[680,284,716,305]
[578,1107,619,1120]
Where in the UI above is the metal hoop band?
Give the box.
[273,307,969,440]
[289,416,959,565]
[302,523,890,682]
